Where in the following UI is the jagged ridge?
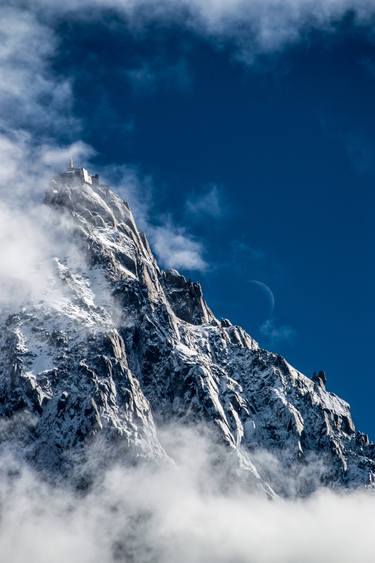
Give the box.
[0,164,374,494]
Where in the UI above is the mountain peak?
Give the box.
[57,160,100,188]
[0,167,374,495]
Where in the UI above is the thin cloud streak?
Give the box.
[186,185,223,219]
[260,318,296,345]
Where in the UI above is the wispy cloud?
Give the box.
[19,0,375,60]
[0,5,90,202]
[0,6,74,135]
[260,318,296,346]
[0,5,95,307]
[100,164,208,271]
[186,185,223,219]
[150,221,207,271]
[231,240,266,265]
[126,59,192,94]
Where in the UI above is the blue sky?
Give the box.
[1,2,373,436]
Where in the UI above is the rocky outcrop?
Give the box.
[0,168,374,494]
[161,269,216,325]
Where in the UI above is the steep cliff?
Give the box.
[0,166,373,494]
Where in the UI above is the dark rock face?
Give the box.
[0,170,374,494]
[312,370,327,388]
[161,269,215,325]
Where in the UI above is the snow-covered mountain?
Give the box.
[1,163,374,495]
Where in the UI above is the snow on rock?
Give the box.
[0,166,374,494]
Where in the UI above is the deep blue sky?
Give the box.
[53,15,373,436]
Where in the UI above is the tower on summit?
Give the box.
[57,160,99,187]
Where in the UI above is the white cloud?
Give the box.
[186,185,223,219]
[150,221,207,270]
[0,5,90,204]
[0,203,54,306]
[0,130,92,306]
[15,0,375,59]
[0,5,96,307]
[0,6,74,134]
[260,318,295,345]
[101,165,208,271]
[0,425,374,563]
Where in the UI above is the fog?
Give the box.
[0,425,374,563]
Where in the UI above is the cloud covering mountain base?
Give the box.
[0,425,374,563]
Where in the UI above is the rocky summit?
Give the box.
[0,163,374,495]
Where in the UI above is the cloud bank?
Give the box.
[1,425,375,563]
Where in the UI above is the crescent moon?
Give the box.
[248,280,275,318]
